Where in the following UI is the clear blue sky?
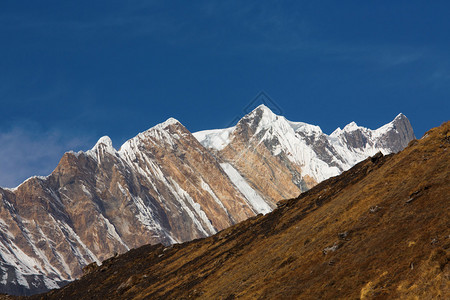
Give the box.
[0,1,449,187]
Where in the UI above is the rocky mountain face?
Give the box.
[0,106,414,295]
[194,105,415,204]
[30,121,449,300]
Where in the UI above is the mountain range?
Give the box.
[0,105,415,295]
[28,120,447,300]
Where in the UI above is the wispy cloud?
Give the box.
[0,124,91,188]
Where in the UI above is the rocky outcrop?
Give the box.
[0,106,415,295]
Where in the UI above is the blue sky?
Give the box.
[0,1,449,187]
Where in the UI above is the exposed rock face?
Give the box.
[195,106,416,205]
[374,113,415,151]
[0,107,415,295]
[0,119,257,295]
[35,121,449,300]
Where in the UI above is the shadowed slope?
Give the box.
[28,121,449,299]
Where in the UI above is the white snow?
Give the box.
[86,136,117,161]
[342,121,360,132]
[0,219,14,240]
[226,106,405,183]
[0,238,41,276]
[34,226,72,279]
[244,108,341,182]
[167,178,216,235]
[15,269,29,288]
[81,185,91,197]
[194,105,403,186]
[371,114,404,140]
[0,266,7,285]
[131,194,164,233]
[288,121,323,135]
[93,136,114,151]
[118,118,184,156]
[193,127,235,151]
[220,163,271,214]
[117,183,128,197]
[43,277,60,289]
[57,221,100,266]
[158,117,180,128]
[199,178,229,214]
[100,215,129,251]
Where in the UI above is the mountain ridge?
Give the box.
[0,106,415,295]
[26,120,449,300]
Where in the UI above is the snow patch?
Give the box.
[130,194,165,235]
[193,127,235,151]
[15,269,29,288]
[167,178,216,235]
[57,221,100,266]
[100,215,129,251]
[220,163,271,214]
[199,179,229,214]
[43,276,60,289]
[81,185,91,197]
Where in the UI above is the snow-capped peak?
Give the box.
[330,121,366,137]
[142,117,183,135]
[244,105,323,135]
[330,127,342,137]
[371,113,408,139]
[86,136,117,160]
[254,104,277,117]
[394,113,406,120]
[158,117,180,128]
[93,136,114,150]
[240,104,281,134]
[343,121,361,132]
[118,118,186,161]
[244,104,278,122]
[89,136,116,154]
[254,104,272,113]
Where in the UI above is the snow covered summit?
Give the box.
[195,105,415,186]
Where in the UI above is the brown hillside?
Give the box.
[27,121,449,299]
